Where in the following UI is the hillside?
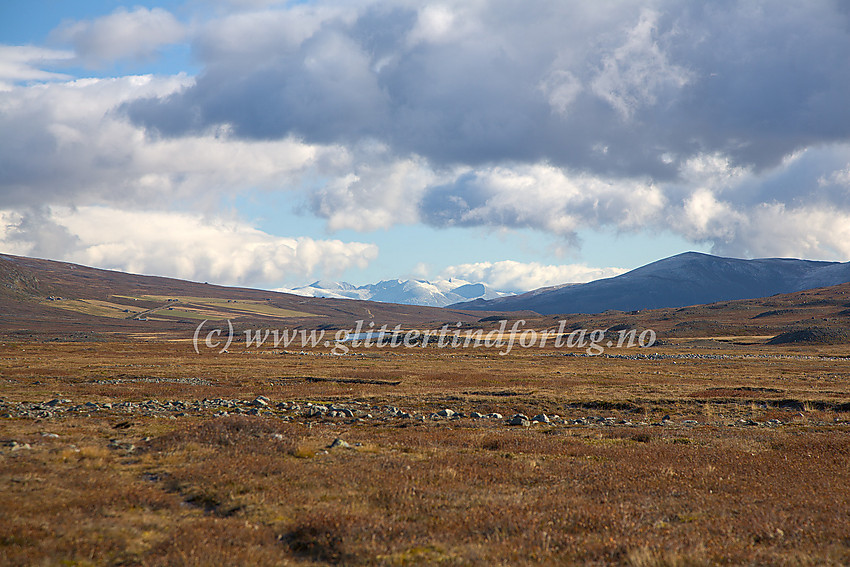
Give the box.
[502,280,850,345]
[3,252,850,345]
[0,254,496,337]
[453,252,850,315]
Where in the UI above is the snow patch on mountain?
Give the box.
[278,278,514,307]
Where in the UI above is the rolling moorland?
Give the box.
[2,253,850,565]
[0,254,500,336]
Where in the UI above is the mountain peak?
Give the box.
[451,252,850,315]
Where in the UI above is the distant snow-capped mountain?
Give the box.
[278,278,513,307]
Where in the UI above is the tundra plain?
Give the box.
[2,335,850,566]
[2,255,850,565]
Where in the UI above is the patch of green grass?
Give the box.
[43,299,140,319]
[128,295,320,319]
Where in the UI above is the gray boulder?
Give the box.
[508,414,530,426]
[328,438,351,449]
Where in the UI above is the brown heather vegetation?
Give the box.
[2,338,850,566]
[2,255,850,564]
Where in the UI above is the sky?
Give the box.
[1,0,850,293]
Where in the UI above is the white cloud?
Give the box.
[309,145,441,231]
[538,69,582,116]
[704,204,850,260]
[440,260,626,292]
[407,4,479,46]
[677,189,741,241]
[590,9,692,120]
[662,147,850,260]
[677,152,749,193]
[420,162,667,235]
[0,75,326,209]
[194,6,334,61]
[0,207,378,287]
[0,45,73,89]
[50,7,186,67]
[819,166,850,188]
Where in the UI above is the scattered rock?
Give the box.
[0,395,820,433]
[304,407,324,418]
[109,439,135,452]
[508,414,530,427]
[328,438,351,449]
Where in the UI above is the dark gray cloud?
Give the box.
[125,0,850,179]
[2,208,82,259]
[657,1,850,169]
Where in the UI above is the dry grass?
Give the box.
[2,339,850,565]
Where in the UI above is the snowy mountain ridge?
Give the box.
[278,278,514,307]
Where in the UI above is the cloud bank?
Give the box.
[122,0,850,260]
[440,261,627,293]
[2,0,850,291]
[0,207,377,286]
